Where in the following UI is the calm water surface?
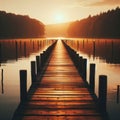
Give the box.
[0,38,54,120]
[65,38,120,120]
[0,38,120,120]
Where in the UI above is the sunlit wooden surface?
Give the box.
[14,40,104,120]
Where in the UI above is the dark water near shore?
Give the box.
[0,38,120,120]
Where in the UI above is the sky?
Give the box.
[0,0,120,24]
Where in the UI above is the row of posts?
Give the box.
[63,40,107,113]
[19,40,57,103]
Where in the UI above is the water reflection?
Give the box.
[0,38,56,120]
[93,40,95,60]
[0,38,120,120]
[1,69,4,94]
[64,38,120,120]
[117,85,120,104]
[0,39,54,64]
[66,38,120,64]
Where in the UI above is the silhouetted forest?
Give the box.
[0,11,44,38]
[68,7,120,38]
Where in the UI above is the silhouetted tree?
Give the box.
[0,11,45,38]
[68,7,120,38]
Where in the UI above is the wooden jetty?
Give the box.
[12,40,108,120]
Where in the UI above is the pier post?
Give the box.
[43,51,46,59]
[36,56,40,74]
[0,43,1,52]
[1,69,4,94]
[82,58,87,81]
[89,64,96,93]
[117,85,120,104]
[75,53,79,68]
[40,53,44,67]
[98,75,107,112]
[79,56,83,75]
[0,43,2,65]
[20,70,27,102]
[31,61,36,84]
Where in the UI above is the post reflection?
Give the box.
[93,40,96,60]
[117,85,120,104]
[24,42,26,57]
[0,43,2,66]
[65,38,120,64]
[1,69,4,94]
[15,41,18,61]
[0,39,54,64]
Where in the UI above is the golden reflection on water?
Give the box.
[64,38,120,120]
[64,38,120,85]
[0,38,56,120]
[0,38,120,120]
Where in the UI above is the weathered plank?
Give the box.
[12,40,105,120]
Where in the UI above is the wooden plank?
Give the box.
[12,40,104,120]
[21,116,103,120]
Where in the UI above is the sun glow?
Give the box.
[55,14,64,23]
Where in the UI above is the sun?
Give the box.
[55,14,64,23]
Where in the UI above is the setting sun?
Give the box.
[55,14,64,23]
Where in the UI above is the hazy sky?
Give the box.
[0,0,120,24]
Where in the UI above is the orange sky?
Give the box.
[0,0,120,24]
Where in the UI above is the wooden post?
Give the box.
[20,70,27,102]
[40,53,44,67]
[73,51,77,63]
[0,43,1,52]
[31,61,36,84]
[1,69,4,94]
[39,54,41,70]
[89,64,96,93]
[36,56,40,74]
[79,56,83,75]
[117,85,120,104]
[43,51,47,62]
[75,53,79,68]
[1,69,3,78]
[82,58,87,81]
[0,43,2,66]
[98,75,107,112]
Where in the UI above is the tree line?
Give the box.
[0,11,45,38]
[68,7,120,38]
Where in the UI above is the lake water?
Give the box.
[0,38,120,120]
[0,38,55,120]
[65,38,120,120]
